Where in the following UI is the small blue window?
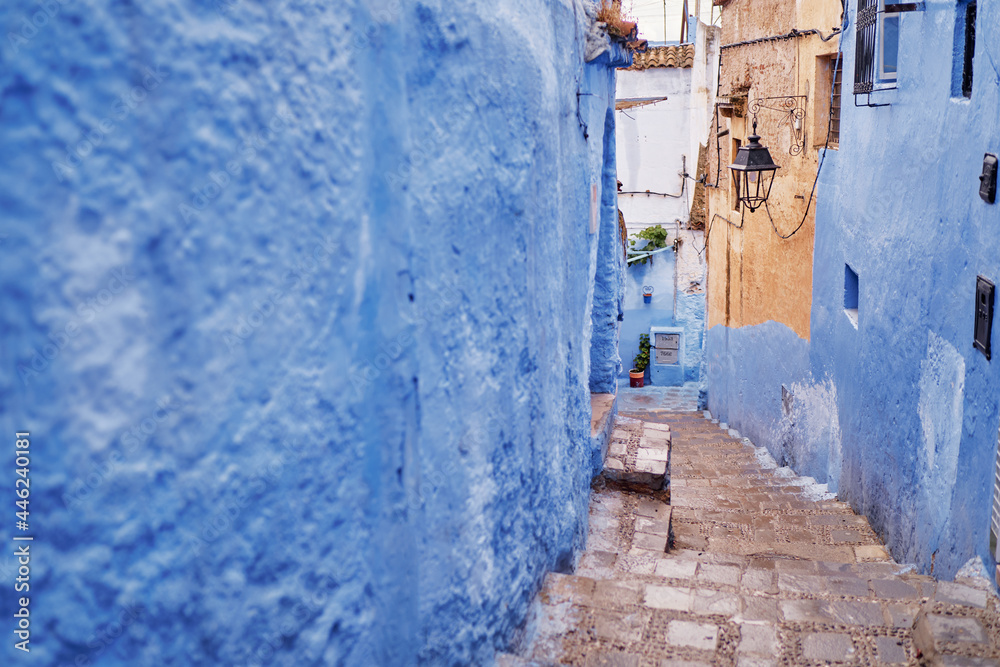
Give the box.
[879,1,899,81]
[845,264,859,328]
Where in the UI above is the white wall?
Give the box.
[615,20,720,236]
[615,67,692,233]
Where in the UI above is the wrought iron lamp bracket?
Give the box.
[748,95,808,156]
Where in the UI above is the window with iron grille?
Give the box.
[855,0,898,102]
[829,57,843,147]
[962,1,977,98]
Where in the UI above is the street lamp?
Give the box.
[729,119,780,213]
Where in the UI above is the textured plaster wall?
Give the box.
[705,0,842,339]
[809,0,1000,578]
[709,0,1000,579]
[0,1,626,664]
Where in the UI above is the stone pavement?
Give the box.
[617,380,702,414]
[500,412,1000,667]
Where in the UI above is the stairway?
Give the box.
[499,412,1000,666]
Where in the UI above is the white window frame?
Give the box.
[878,0,899,82]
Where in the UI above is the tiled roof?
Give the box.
[623,44,695,71]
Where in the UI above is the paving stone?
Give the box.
[618,553,657,575]
[870,578,920,600]
[692,588,740,615]
[584,651,641,667]
[734,658,779,667]
[874,636,907,664]
[773,559,817,574]
[830,529,864,544]
[635,517,671,535]
[632,532,667,552]
[645,422,670,433]
[737,623,778,656]
[914,613,988,647]
[635,458,667,475]
[826,575,871,597]
[778,600,836,623]
[933,657,1000,666]
[609,441,627,457]
[638,447,670,462]
[592,581,642,609]
[654,558,698,580]
[658,660,712,667]
[855,544,890,560]
[645,585,692,611]
[885,603,920,628]
[606,457,625,471]
[591,609,648,643]
[777,573,829,595]
[673,533,709,550]
[666,620,719,651]
[801,632,856,662]
[697,563,741,587]
[636,498,671,520]
[936,581,988,609]
[827,600,885,626]
[741,569,777,594]
[740,596,780,623]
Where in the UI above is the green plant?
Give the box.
[628,224,670,265]
[633,333,651,372]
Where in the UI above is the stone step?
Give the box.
[516,412,1000,667]
[603,419,671,491]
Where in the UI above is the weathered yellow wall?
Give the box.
[705,0,842,339]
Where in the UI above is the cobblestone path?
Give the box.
[500,412,1000,667]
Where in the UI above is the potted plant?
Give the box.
[630,333,651,387]
[642,285,654,304]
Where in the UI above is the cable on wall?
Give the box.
[759,10,848,240]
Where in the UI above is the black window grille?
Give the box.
[830,57,843,146]
[962,1,976,98]
[854,0,879,95]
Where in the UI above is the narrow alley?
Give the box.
[503,406,1000,666]
[6,0,1000,664]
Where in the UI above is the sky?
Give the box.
[625,0,716,43]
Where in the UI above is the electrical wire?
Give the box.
[761,11,847,240]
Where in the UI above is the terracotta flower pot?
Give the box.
[629,369,644,388]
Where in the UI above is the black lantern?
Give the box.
[729,120,780,213]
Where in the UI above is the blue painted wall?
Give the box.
[620,251,676,380]
[0,1,627,664]
[620,244,706,388]
[708,1,1000,579]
